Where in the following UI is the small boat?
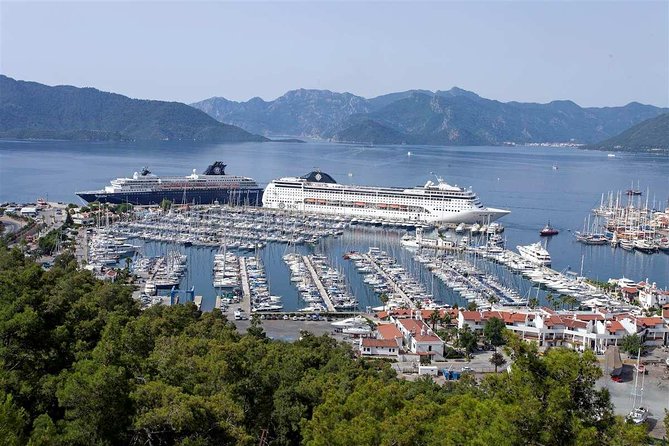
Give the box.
[607,153,616,158]
[627,407,649,425]
[626,189,642,196]
[540,221,559,237]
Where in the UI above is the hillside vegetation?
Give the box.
[0,75,267,143]
[587,112,669,152]
[0,245,649,445]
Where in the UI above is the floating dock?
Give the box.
[302,255,336,312]
[362,253,416,309]
[238,257,252,313]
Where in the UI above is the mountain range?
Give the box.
[192,88,668,146]
[587,112,669,152]
[0,75,267,143]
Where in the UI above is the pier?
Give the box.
[362,253,416,309]
[238,257,252,313]
[302,255,336,312]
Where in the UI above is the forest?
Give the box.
[0,244,649,445]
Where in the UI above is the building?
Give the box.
[20,207,38,217]
[457,308,669,354]
[394,317,445,360]
[359,338,401,357]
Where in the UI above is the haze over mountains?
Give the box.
[587,112,669,152]
[1,74,666,150]
[192,89,668,146]
[0,75,267,143]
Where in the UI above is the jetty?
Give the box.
[238,257,252,313]
[362,252,416,309]
[302,255,336,312]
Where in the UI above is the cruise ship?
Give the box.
[262,171,509,224]
[517,242,552,266]
[76,162,263,206]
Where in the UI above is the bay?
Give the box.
[1,139,667,302]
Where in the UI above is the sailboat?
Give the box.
[626,349,649,425]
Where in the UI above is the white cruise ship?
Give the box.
[517,242,552,266]
[262,171,509,224]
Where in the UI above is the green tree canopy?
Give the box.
[483,317,507,347]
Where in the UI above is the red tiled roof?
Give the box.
[460,311,482,322]
[544,315,565,327]
[563,318,588,330]
[572,313,605,322]
[635,317,664,327]
[377,324,402,340]
[606,320,625,334]
[414,333,442,342]
[362,338,399,348]
[398,318,428,332]
[621,286,639,294]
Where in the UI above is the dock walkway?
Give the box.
[238,257,252,313]
[363,253,416,309]
[302,255,336,312]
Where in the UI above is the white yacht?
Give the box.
[262,171,509,224]
[516,242,552,266]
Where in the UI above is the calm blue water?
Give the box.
[1,139,667,309]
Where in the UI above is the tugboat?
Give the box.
[539,221,559,237]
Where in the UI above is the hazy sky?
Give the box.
[1,1,668,107]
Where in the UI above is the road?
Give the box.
[597,362,669,439]
[1,215,24,234]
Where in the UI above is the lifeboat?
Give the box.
[354,202,366,207]
[305,198,316,204]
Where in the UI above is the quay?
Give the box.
[302,255,336,312]
[238,257,252,313]
[362,252,416,309]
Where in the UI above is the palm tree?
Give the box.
[440,313,452,327]
[428,310,440,330]
[546,293,555,310]
[379,293,389,313]
[528,296,539,309]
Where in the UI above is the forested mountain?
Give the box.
[0,245,651,445]
[192,88,667,146]
[0,75,267,142]
[587,112,669,152]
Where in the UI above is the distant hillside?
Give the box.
[0,75,267,143]
[587,113,669,152]
[334,119,412,145]
[192,88,667,146]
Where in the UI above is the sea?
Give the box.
[1,139,667,311]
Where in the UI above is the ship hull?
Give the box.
[76,188,264,206]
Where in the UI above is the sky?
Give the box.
[1,1,668,107]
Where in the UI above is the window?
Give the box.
[428,345,432,351]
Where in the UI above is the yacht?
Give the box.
[516,242,551,266]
